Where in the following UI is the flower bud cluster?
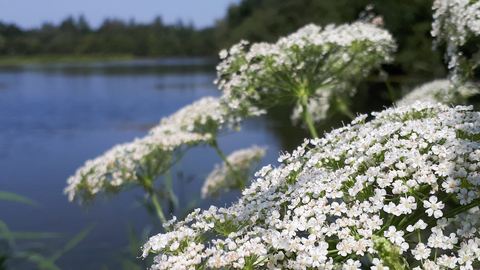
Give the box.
[201,145,267,199]
[142,102,480,269]
[396,79,480,107]
[65,97,248,203]
[215,22,396,123]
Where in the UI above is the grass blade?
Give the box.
[0,191,39,207]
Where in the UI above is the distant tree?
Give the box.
[59,16,76,33]
[152,16,163,29]
[77,15,91,34]
[0,34,6,53]
[0,22,23,38]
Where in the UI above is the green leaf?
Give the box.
[127,223,140,256]
[126,223,152,257]
[62,223,95,253]
[50,223,96,262]
[0,221,16,248]
[118,257,143,270]
[0,191,39,207]
[18,224,95,270]
[0,253,8,270]
[27,253,61,270]
[8,231,61,239]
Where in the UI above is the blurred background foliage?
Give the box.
[217,0,446,79]
[0,0,449,78]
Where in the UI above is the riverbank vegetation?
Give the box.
[0,0,455,79]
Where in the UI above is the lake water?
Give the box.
[0,58,311,269]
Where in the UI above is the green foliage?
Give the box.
[0,16,218,58]
[0,2,449,79]
[23,224,95,270]
[0,192,94,269]
[0,191,39,207]
[216,0,446,78]
[115,223,153,270]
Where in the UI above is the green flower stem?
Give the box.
[384,80,396,103]
[211,138,247,189]
[337,100,356,120]
[397,202,427,230]
[427,200,480,226]
[301,99,319,138]
[164,169,179,214]
[300,95,318,138]
[151,193,169,231]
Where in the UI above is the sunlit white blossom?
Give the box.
[142,102,480,269]
[216,22,396,128]
[396,79,480,107]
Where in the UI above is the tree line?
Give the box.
[0,15,217,57]
[1,0,462,78]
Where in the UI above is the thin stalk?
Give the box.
[302,101,319,138]
[385,80,396,103]
[151,193,170,232]
[211,138,247,189]
[164,169,179,214]
[337,100,356,120]
[429,200,480,225]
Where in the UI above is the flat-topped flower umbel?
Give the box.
[142,102,480,270]
[396,79,480,107]
[64,96,263,204]
[215,22,396,137]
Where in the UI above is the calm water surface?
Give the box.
[0,58,295,269]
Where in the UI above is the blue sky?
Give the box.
[0,0,242,29]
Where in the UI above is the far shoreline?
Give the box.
[0,54,218,67]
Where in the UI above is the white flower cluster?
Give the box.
[431,0,480,77]
[201,145,267,199]
[142,102,480,270]
[396,79,480,107]
[65,97,240,203]
[159,96,262,135]
[215,21,396,122]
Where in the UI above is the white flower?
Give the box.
[219,49,228,59]
[424,196,445,218]
[456,188,475,205]
[343,259,361,270]
[384,226,405,245]
[412,243,431,260]
[407,219,428,232]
